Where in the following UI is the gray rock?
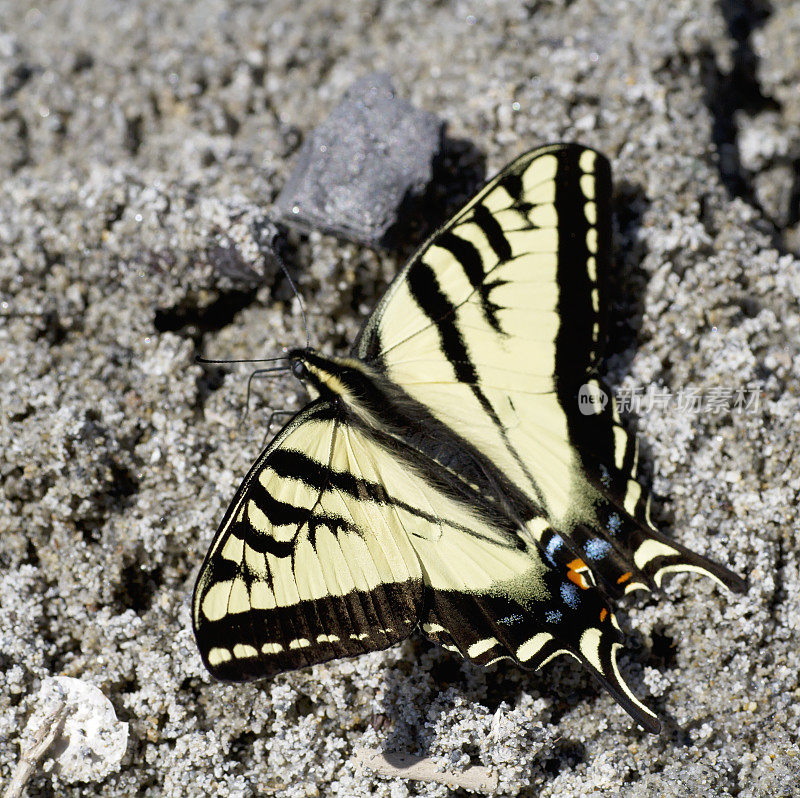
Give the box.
[275,73,444,246]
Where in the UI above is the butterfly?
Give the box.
[192,143,745,733]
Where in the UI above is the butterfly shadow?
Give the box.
[603,177,664,493]
[604,177,651,381]
[371,639,626,785]
[383,136,487,257]
[371,629,709,791]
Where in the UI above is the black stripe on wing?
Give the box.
[552,145,612,383]
[405,259,549,508]
[196,582,421,681]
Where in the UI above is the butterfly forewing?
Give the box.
[356,145,610,524]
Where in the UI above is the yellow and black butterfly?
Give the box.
[192,143,744,733]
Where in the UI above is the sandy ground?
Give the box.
[1,1,799,795]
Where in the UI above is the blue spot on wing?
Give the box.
[585,539,612,560]
[560,582,580,609]
[545,533,565,565]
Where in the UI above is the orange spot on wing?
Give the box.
[566,558,590,589]
[567,571,588,588]
[599,608,608,622]
[617,572,632,584]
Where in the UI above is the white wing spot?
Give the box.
[654,563,729,589]
[578,627,603,672]
[587,255,597,282]
[289,638,311,649]
[633,539,679,571]
[537,648,580,669]
[484,655,513,666]
[233,643,258,659]
[422,622,447,635]
[613,426,627,470]
[579,149,597,173]
[645,495,655,526]
[623,479,642,517]
[208,647,232,666]
[580,174,595,200]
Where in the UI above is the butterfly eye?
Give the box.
[291,360,308,380]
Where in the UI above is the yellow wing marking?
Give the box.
[467,638,500,658]
[578,627,603,673]
[609,643,659,721]
[208,647,232,666]
[633,539,679,570]
[516,632,553,663]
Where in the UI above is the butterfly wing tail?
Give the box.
[422,573,662,733]
[559,379,746,598]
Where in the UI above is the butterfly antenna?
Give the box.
[277,258,310,349]
[195,354,290,365]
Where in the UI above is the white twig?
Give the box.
[3,702,70,798]
[354,748,499,794]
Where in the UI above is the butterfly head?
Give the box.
[287,348,352,402]
[290,356,310,381]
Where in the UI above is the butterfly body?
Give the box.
[193,144,744,733]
